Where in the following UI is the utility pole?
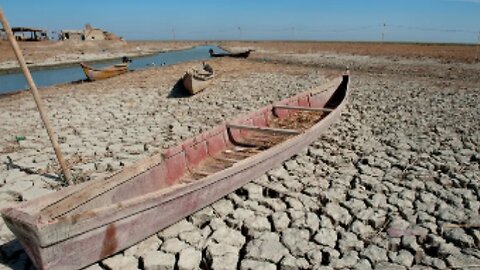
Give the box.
[476,31,480,61]
[381,22,386,42]
[238,26,242,40]
[172,28,176,41]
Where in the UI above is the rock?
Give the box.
[210,253,239,270]
[281,228,313,256]
[342,198,367,213]
[179,230,203,249]
[420,255,447,269]
[189,207,216,227]
[142,251,176,270]
[242,183,264,200]
[178,247,202,270]
[101,254,138,270]
[160,238,190,254]
[353,259,372,270]
[158,219,196,239]
[313,228,337,248]
[231,207,255,222]
[271,212,290,231]
[389,250,414,267]
[443,228,476,248]
[209,218,227,230]
[279,254,298,270]
[324,202,352,226]
[400,236,420,253]
[306,249,323,265]
[212,199,234,216]
[125,235,161,257]
[244,215,271,236]
[285,197,304,209]
[373,262,406,270]
[351,220,374,236]
[291,211,320,232]
[446,253,480,268]
[208,226,245,247]
[360,245,388,264]
[240,259,276,270]
[245,238,289,263]
[338,232,364,252]
[355,208,387,229]
[332,251,359,269]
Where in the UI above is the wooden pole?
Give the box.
[0,9,73,185]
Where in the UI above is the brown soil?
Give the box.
[1,40,477,67]
[219,41,479,64]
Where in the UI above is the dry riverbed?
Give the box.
[0,42,479,270]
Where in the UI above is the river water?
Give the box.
[0,45,224,94]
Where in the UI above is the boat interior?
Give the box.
[33,75,348,222]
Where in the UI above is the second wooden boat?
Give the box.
[1,72,349,270]
[182,62,215,95]
[80,62,129,81]
[209,49,253,58]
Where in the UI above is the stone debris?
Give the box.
[0,46,479,270]
[142,251,176,270]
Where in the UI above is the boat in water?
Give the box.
[182,62,215,95]
[80,57,131,81]
[1,71,350,270]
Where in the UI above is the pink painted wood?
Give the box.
[1,73,349,270]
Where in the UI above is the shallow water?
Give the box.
[0,45,224,94]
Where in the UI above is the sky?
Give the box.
[0,0,479,44]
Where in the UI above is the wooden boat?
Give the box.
[182,63,215,95]
[1,72,350,270]
[209,49,253,58]
[80,62,129,81]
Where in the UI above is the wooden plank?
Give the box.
[273,105,334,112]
[226,124,301,135]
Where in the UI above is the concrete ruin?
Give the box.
[0,27,48,41]
[60,24,119,41]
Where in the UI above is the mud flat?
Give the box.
[0,42,479,269]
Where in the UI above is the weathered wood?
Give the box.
[182,63,214,94]
[226,124,301,135]
[214,157,239,163]
[0,9,72,185]
[0,74,350,270]
[273,105,334,112]
[80,63,128,81]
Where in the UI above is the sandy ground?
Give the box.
[0,41,479,270]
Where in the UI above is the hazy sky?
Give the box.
[1,0,479,43]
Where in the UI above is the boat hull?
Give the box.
[1,74,349,270]
[80,63,128,81]
[182,73,213,95]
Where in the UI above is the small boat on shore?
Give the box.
[80,57,131,81]
[1,71,349,270]
[209,49,253,59]
[182,62,215,95]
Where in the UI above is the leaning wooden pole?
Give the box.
[0,9,73,185]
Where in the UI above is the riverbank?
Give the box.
[0,42,479,270]
[0,40,205,72]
